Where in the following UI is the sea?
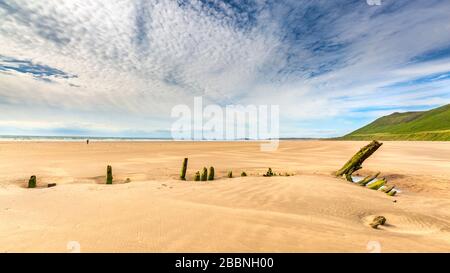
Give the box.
[0,135,171,142]
[0,135,314,142]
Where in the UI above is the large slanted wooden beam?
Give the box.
[336,140,383,178]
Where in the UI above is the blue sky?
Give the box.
[0,0,449,138]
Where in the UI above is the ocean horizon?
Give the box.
[0,135,316,142]
[0,135,169,142]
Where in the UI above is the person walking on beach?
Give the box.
[86,139,89,145]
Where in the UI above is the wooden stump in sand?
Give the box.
[208,167,215,181]
[200,167,208,181]
[28,175,37,188]
[106,165,113,184]
[263,168,274,177]
[180,158,188,180]
[194,171,200,181]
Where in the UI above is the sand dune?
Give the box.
[0,141,449,252]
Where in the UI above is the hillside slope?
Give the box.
[341,104,450,141]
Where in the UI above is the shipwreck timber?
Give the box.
[335,140,397,197]
[336,140,383,181]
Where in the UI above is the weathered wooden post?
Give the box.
[180,158,188,180]
[106,165,113,184]
[208,166,214,181]
[200,167,208,181]
[28,175,36,188]
[194,171,200,181]
[263,168,274,177]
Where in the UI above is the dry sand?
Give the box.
[0,140,449,252]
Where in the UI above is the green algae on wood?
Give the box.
[336,140,383,178]
[381,184,395,193]
[28,175,37,188]
[387,189,397,196]
[208,166,215,181]
[367,178,386,190]
[357,172,381,186]
[194,171,200,181]
[345,173,353,182]
[106,165,113,184]
[180,158,188,180]
[200,167,208,181]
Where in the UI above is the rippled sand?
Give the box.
[0,141,449,252]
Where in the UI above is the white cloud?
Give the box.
[0,0,449,137]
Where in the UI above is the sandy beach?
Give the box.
[0,140,449,252]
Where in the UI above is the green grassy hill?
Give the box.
[341,104,450,141]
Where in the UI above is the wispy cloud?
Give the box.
[0,0,449,137]
[0,55,77,83]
